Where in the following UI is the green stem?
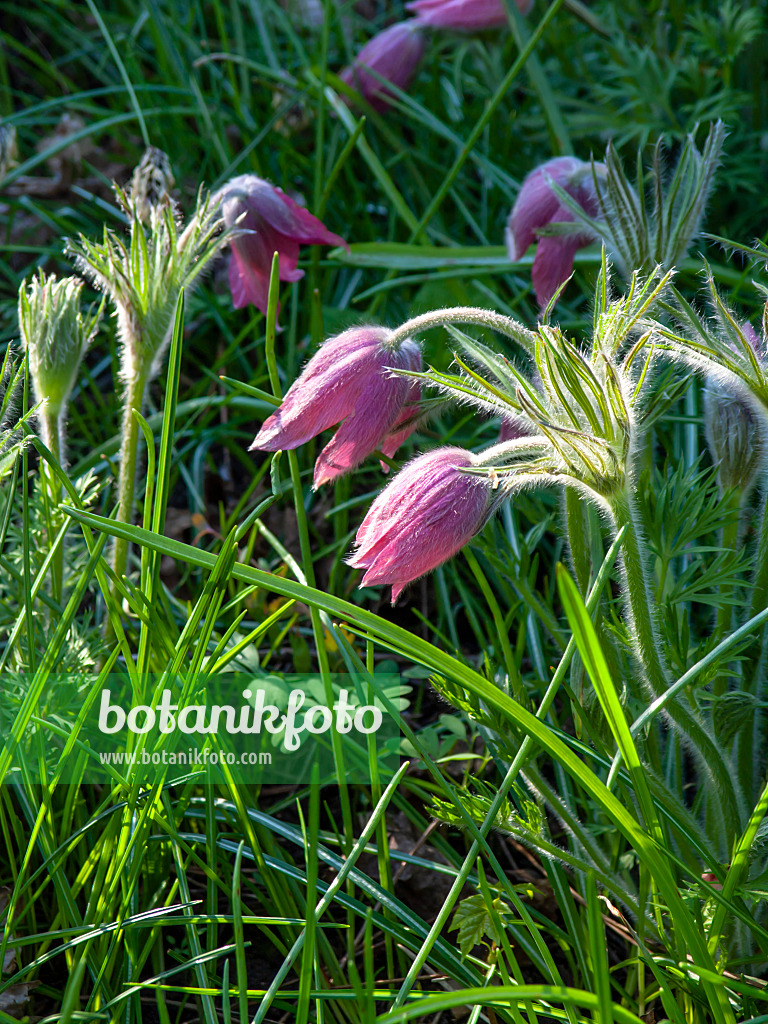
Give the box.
[112,365,149,590]
[712,488,742,695]
[746,487,768,688]
[40,407,64,603]
[609,487,744,842]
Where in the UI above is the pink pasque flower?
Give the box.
[407,0,533,31]
[348,447,491,602]
[250,326,422,488]
[339,21,426,113]
[215,174,347,315]
[505,156,600,310]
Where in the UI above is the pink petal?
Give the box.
[312,368,413,486]
[506,156,590,261]
[252,345,387,450]
[273,190,349,249]
[406,0,516,30]
[340,21,426,112]
[531,233,582,310]
[352,450,491,603]
[228,249,270,313]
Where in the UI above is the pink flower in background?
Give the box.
[407,0,533,30]
[250,326,422,487]
[215,174,347,315]
[340,21,426,112]
[348,447,491,602]
[505,156,600,310]
[498,417,527,443]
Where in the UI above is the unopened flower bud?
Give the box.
[129,146,175,223]
[704,382,764,496]
[339,21,426,113]
[19,271,101,420]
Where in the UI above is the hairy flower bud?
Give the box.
[704,383,763,495]
[339,21,426,112]
[19,271,100,420]
[129,146,175,223]
[251,326,422,487]
[347,447,492,602]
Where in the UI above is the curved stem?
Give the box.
[609,487,744,843]
[388,306,535,355]
[112,366,148,590]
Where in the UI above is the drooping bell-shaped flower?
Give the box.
[347,447,491,602]
[339,21,426,113]
[250,326,422,487]
[505,156,600,310]
[406,0,532,30]
[214,174,347,315]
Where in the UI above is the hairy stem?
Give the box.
[388,306,535,355]
[112,365,149,591]
[712,487,742,696]
[609,487,744,843]
[40,407,63,602]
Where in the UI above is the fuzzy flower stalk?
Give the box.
[371,272,743,836]
[19,272,101,598]
[653,275,768,694]
[67,148,232,591]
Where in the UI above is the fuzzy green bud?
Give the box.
[128,146,175,224]
[19,271,101,420]
[703,382,763,497]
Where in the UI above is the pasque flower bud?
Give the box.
[19,271,100,421]
[339,21,426,113]
[347,447,492,602]
[704,324,765,497]
[129,146,175,223]
[250,326,422,487]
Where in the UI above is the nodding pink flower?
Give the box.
[348,447,491,603]
[407,0,533,30]
[250,326,422,488]
[505,156,600,311]
[339,21,426,113]
[215,174,347,315]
